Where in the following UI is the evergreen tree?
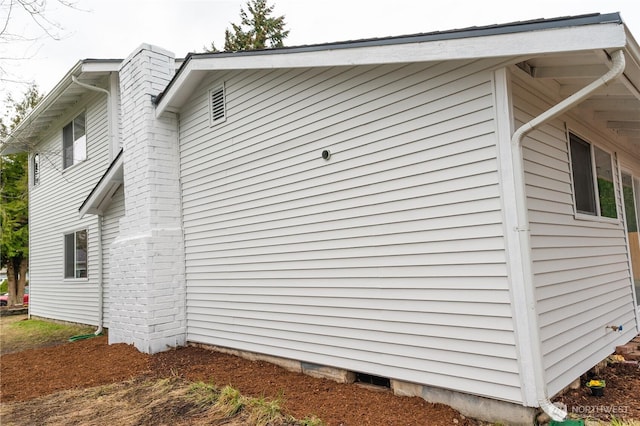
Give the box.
[205,0,289,52]
[1,84,42,306]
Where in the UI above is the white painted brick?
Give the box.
[153,322,184,333]
[108,44,186,355]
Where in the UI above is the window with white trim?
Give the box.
[64,229,88,278]
[569,132,617,219]
[63,112,86,169]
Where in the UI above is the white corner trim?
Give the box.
[493,67,538,407]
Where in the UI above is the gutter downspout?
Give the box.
[95,215,104,335]
[511,49,625,421]
[71,76,111,336]
[71,76,112,150]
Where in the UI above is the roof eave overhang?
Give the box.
[156,22,627,116]
[78,149,124,218]
[0,60,121,155]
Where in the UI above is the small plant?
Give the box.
[586,378,606,396]
[150,377,178,389]
[610,418,640,426]
[611,418,624,426]
[297,415,325,426]
[215,385,244,417]
[246,395,284,426]
[586,379,605,388]
[188,381,219,407]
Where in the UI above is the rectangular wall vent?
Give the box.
[209,84,226,126]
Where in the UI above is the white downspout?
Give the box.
[71,75,111,141]
[95,215,104,335]
[510,49,625,421]
[72,75,111,336]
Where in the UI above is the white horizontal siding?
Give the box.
[512,74,638,396]
[28,92,110,326]
[179,60,523,403]
[102,185,125,326]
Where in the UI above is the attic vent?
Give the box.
[209,84,226,126]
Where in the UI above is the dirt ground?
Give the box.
[0,326,475,425]
[1,314,639,425]
[554,361,640,421]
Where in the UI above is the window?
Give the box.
[63,112,86,169]
[64,230,87,278]
[32,153,40,186]
[209,84,226,126]
[569,133,617,219]
[622,173,638,232]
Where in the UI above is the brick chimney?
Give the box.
[108,44,186,354]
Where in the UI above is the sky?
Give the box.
[1,0,639,116]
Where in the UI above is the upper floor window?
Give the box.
[32,153,40,186]
[63,112,86,169]
[569,132,617,219]
[64,229,87,279]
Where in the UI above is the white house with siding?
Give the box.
[2,12,639,424]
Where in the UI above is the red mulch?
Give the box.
[0,336,476,425]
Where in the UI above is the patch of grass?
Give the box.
[246,395,284,426]
[187,381,323,426]
[296,414,325,426]
[1,377,325,426]
[215,385,245,417]
[188,381,219,407]
[610,418,640,426]
[0,316,95,354]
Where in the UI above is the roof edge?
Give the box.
[156,13,627,115]
[78,149,124,218]
[1,59,121,154]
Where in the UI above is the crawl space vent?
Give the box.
[355,372,391,388]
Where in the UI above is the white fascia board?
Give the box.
[156,23,626,116]
[621,27,640,100]
[1,61,83,154]
[80,60,121,73]
[1,59,122,155]
[624,26,640,67]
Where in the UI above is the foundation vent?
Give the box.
[355,372,391,388]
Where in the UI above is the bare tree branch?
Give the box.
[0,0,80,115]
[0,0,79,42]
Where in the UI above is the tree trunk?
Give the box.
[17,257,27,306]
[5,257,26,307]
[6,260,18,306]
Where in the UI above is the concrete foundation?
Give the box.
[301,362,356,383]
[392,379,537,425]
[190,342,538,425]
[191,343,303,374]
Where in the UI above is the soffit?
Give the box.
[517,47,640,146]
[78,149,124,218]
[1,60,121,154]
[156,14,627,116]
